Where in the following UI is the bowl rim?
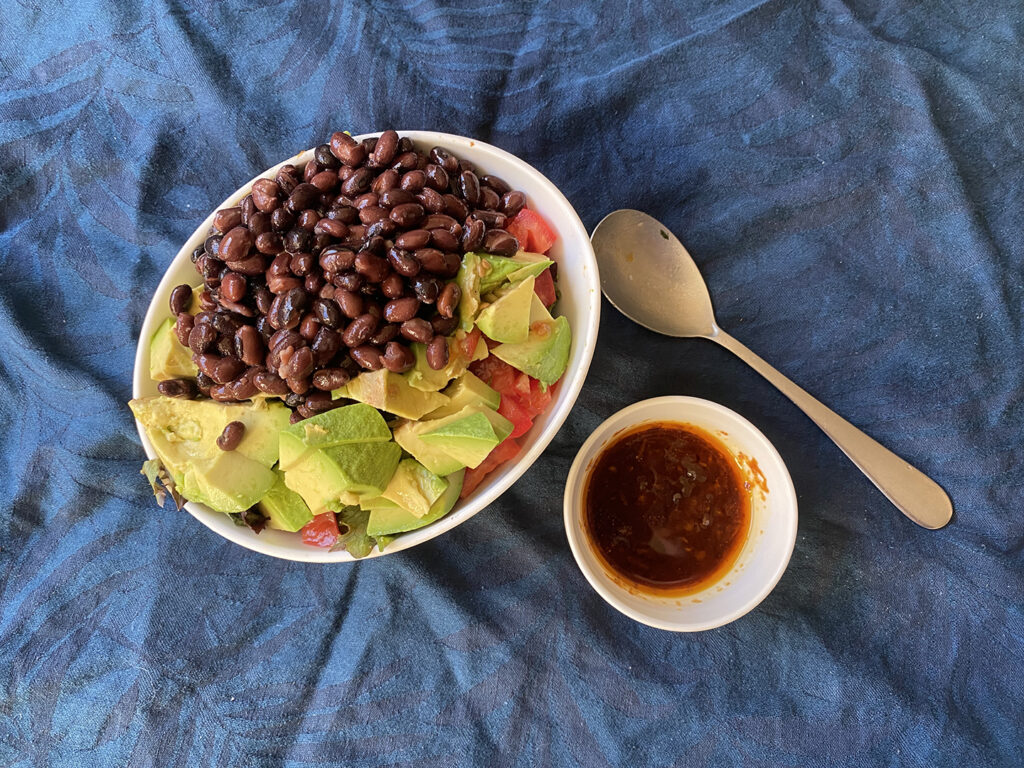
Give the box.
[562,396,798,631]
[132,130,600,562]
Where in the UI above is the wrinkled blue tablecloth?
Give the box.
[2,1,1021,766]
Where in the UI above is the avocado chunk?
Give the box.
[283,441,401,514]
[279,403,391,470]
[456,253,483,330]
[475,275,535,344]
[335,369,449,419]
[367,469,464,537]
[478,252,552,295]
[419,406,513,469]
[392,419,468,476]
[180,450,277,514]
[425,371,500,418]
[130,397,290,474]
[491,294,572,387]
[149,317,198,381]
[405,334,488,392]
[380,459,449,519]
[258,470,313,532]
[130,396,291,513]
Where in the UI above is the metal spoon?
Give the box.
[591,209,952,529]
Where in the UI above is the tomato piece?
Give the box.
[301,512,340,548]
[458,327,482,360]
[509,208,557,254]
[470,355,518,391]
[498,395,534,438]
[525,377,553,415]
[533,268,557,308]
[460,437,521,498]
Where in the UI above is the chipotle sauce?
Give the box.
[583,422,750,595]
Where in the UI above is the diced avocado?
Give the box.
[456,253,483,331]
[380,459,449,519]
[281,403,391,450]
[181,449,277,514]
[283,441,401,514]
[478,252,552,295]
[425,371,500,418]
[149,317,198,382]
[393,419,467,476]
[259,470,313,532]
[130,396,291,513]
[335,369,449,419]
[278,430,309,472]
[475,275,535,344]
[130,397,291,472]
[367,470,464,537]
[419,406,513,469]
[492,311,571,387]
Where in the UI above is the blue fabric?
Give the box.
[1,1,1021,765]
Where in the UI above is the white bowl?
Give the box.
[563,397,798,631]
[132,131,601,562]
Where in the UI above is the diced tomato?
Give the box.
[458,327,482,360]
[534,268,557,308]
[507,208,557,254]
[498,395,534,438]
[524,376,554,414]
[471,355,517,393]
[461,437,522,498]
[301,512,339,547]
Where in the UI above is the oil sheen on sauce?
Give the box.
[583,421,750,596]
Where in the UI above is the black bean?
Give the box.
[287,183,321,212]
[472,209,507,229]
[380,273,405,299]
[271,207,295,232]
[312,367,351,391]
[359,205,388,225]
[214,207,243,233]
[372,168,401,194]
[400,170,426,192]
[304,391,339,414]
[368,322,399,346]
[312,298,341,328]
[248,211,272,237]
[430,146,459,174]
[400,318,433,344]
[457,170,480,205]
[157,378,197,399]
[189,323,217,354]
[443,194,469,221]
[431,315,459,336]
[219,227,253,262]
[389,202,425,228]
[284,228,312,253]
[350,345,384,370]
[279,345,314,380]
[482,229,519,257]
[333,271,363,292]
[330,131,366,166]
[430,228,459,251]
[312,327,342,366]
[314,143,339,169]
[372,130,399,165]
[255,232,284,255]
[379,188,415,208]
[289,253,314,277]
[501,190,526,217]
[319,246,356,273]
[341,167,375,196]
[169,284,192,315]
[240,195,256,226]
[382,342,415,373]
[366,218,396,239]
[252,179,281,212]
[480,174,511,195]
[437,282,461,319]
[383,297,420,323]
[411,275,441,304]
[425,164,449,191]
[412,248,447,274]
[175,313,195,347]
[298,209,320,231]
[220,272,246,303]
[254,369,290,395]
[354,251,389,283]
[217,421,246,451]
[391,151,419,172]
[343,313,378,347]
[462,219,486,252]
[426,335,449,370]
[235,325,264,366]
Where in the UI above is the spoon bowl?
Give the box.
[591,209,953,530]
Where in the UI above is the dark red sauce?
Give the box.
[583,422,750,595]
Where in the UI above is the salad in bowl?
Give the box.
[130,130,599,561]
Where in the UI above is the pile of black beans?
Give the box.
[158,130,529,421]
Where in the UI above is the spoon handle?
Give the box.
[711,329,952,529]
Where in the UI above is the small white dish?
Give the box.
[563,396,798,631]
[132,131,601,562]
